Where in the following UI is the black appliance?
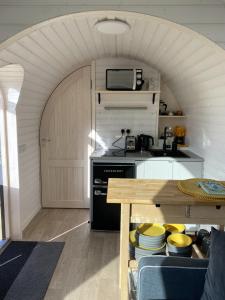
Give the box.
[136,134,154,151]
[125,136,136,151]
[106,69,144,91]
[91,162,135,230]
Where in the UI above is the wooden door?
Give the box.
[40,66,92,208]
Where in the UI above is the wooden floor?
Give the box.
[23,208,120,300]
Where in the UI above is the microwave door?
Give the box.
[106,69,133,90]
[132,69,136,90]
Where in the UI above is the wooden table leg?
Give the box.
[119,203,130,300]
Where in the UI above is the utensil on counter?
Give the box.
[159,100,168,115]
[174,126,186,145]
[136,134,154,151]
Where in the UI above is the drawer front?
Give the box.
[130,204,225,224]
[190,206,225,219]
[131,204,187,223]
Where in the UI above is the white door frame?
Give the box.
[0,88,10,240]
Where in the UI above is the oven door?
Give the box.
[91,187,120,231]
[93,163,135,186]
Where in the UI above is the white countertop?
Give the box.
[90,149,203,162]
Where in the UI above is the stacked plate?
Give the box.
[131,224,166,260]
[167,233,192,257]
[136,223,166,248]
[135,243,166,261]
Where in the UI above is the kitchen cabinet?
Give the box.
[136,160,203,180]
[136,160,173,179]
[173,161,203,180]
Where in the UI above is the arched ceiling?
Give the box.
[0,10,225,117]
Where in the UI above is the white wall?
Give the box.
[94,57,160,149]
[1,0,225,49]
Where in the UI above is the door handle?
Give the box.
[94,190,107,196]
[94,178,107,185]
[41,138,51,142]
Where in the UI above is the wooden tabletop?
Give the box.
[107,178,225,206]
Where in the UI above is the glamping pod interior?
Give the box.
[1,4,225,299]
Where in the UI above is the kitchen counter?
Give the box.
[90,149,203,162]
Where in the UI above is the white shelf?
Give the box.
[159,115,186,118]
[95,89,160,94]
[104,106,147,110]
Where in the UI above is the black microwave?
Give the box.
[106,69,144,91]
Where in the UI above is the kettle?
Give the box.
[137,134,154,151]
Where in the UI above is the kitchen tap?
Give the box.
[163,126,169,152]
[163,126,177,152]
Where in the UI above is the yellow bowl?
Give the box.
[167,233,192,248]
[137,223,165,237]
[129,229,137,246]
[164,224,186,234]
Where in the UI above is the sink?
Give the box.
[149,149,190,158]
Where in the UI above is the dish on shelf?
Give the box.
[137,223,165,237]
[135,242,166,260]
[164,224,186,234]
[167,233,192,258]
[167,233,192,248]
[130,227,166,259]
[130,229,138,246]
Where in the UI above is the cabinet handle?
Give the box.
[94,178,107,184]
[94,190,107,196]
[185,206,191,218]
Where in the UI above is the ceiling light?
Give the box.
[94,19,130,35]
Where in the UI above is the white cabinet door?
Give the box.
[173,161,203,180]
[136,161,146,179]
[136,160,173,179]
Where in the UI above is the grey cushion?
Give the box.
[137,256,208,300]
[201,227,225,300]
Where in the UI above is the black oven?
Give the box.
[91,162,135,230]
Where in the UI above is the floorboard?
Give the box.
[23,208,120,300]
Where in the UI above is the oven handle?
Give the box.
[94,190,107,196]
[94,178,107,185]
